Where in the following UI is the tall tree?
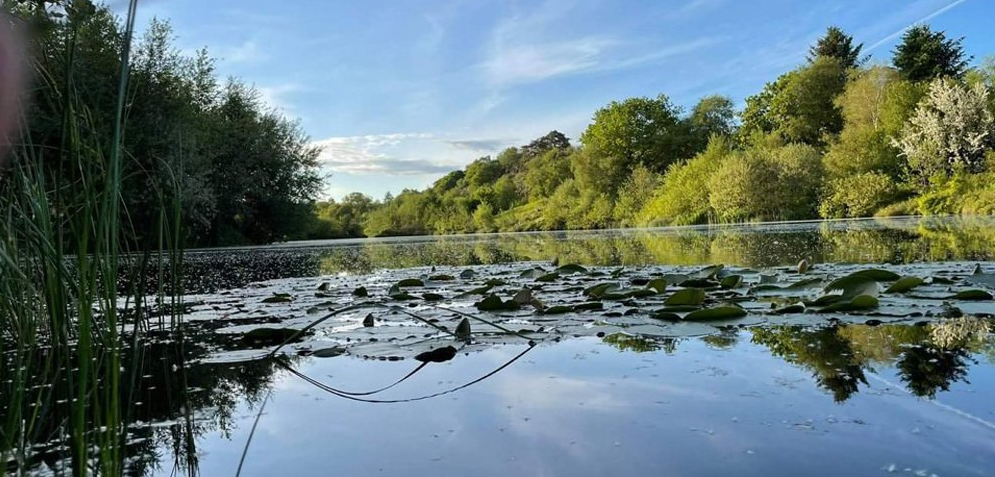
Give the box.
[892,25,970,81]
[687,95,736,151]
[520,130,570,157]
[808,26,864,70]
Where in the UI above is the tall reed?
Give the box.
[0,0,187,474]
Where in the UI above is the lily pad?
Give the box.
[475,294,521,311]
[684,306,747,321]
[948,289,993,301]
[720,275,743,289]
[415,346,458,363]
[556,264,589,275]
[396,278,424,287]
[664,289,706,306]
[261,294,293,303]
[884,276,924,294]
[646,278,668,294]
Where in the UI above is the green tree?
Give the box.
[638,135,732,226]
[892,25,970,81]
[520,130,570,158]
[768,57,848,146]
[687,95,736,151]
[578,94,692,191]
[808,26,864,69]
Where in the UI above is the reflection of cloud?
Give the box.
[312,133,454,175]
[445,139,508,153]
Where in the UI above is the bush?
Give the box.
[917,172,995,215]
[637,136,730,226]
[614,164,661,226]
[708,143,823,222]
[819,172,899,218]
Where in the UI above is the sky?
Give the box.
[124,0,995,200]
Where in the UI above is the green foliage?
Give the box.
[769,57,848,146]
[808,26,864,70]
[578,94,693,191]
[687,95,736,150]
[638,135,731,226]
[613,164,661,227]
[523,148,573,200]
[520,130,570,157]
[819,172,900,218]
[893,25,970,81]
[708,144,823,222]
[918,172,995,216]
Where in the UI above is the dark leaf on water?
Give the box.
[817,294,879,313]
[948,289,993,301]
[694,264,724,279]
[884,276,924,294]
[422,293,445,301]
[415,346,458,363]
[556,264,589,275]
[720,275,743,289]
[242,327,303,345]
[664,288,706,306]
[363,313,375,327]
[396,278,424,287]
[352,286,369,297]
[646,278,668,294]
[317,282,330,292]
[536,273,560,282]
[573,302,604,311]
[771,303,806,315]
[679,278,720,289]
[429,274,455,281]
[848,269,901,281]
[455,318,471,340]
[542,305,574,315]
[311,346,346,358]
[684,306,747,321]
[459,269,476,279]
[261,294,293,303]
[475,294,521,311]
[584,282,621,299]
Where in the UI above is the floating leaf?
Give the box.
[389,292,417,301]
[455,318,471,340]
[542,305,574,315]
[396,278,424,288]
[317,282,330,292]
[771,303,806,315]
[824,274,879,297]
[948,289,993,300]
[474,294,521,311]
[656,305,700,313]
[817,294,879,313]
[242,327,302,345]
[484,279,508,286]
[311,346,346,358]
[650,311,681,321]
[786,277,823,289]
[352,286,368,297]
[797,259,809,274]
[535,273,560,282]
[584,282,621,298]
[664,288,706,306]
[679,278,720,288]
[885,276,924,294]
[513,288,534,305]
[422,293,445,302]
[646,278,668,294]
[429,274,455,281]
[661,274,690,286]
[684,306,747,321]
[694,264,724,279]
[973,263,983,275]
[626,289,657,299]
[518,268,546,279]
[928,276,955,284]
[556,264,589,275]
[460,284,494,296]
[573,302,604,311]
[965,273,995,290]
[720,275,742,289]
[848,269,901,281]
[362,313,375,327]
[459,269,476,279]
[415,346,458,363]
[261,294,292,303]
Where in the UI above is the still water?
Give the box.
[17,217,995,476]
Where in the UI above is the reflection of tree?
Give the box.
[837,324,928,364]
[1,339,289,475]
[602,333,678,353]
[701,329,739,349]
[751,325,868,402]
[896,345,973,398]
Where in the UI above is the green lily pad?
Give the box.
[584,282,621,299]
[884,276,924,294]
[542,305,575,315]
[362,313,375,327]
[459,269,476,279]
[396,278,424,287]
[646,278,668,294]
[817,294,879,313]
[720,275,743,289]
[948,289,993,300]
[556,264,589,275]
[848,269,901,281]
[535,273,560,282]
[684,306,747,321]
[352,286,369,297]
[771,303,806,315]
[475,294,521,311]
[422,293,445,301]
[573,302,604,311]
[664,288,706,306]
[455,318,471,340]
[429,274,455,281]
[694,264,724,279]
[261,294,293,303]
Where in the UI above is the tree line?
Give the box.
[314,24,995,239]
[3,0,322,247]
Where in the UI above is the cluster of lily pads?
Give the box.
[188,260,994,363]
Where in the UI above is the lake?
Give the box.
[9,216,995,476]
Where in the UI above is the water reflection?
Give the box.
[155,217,995,294]
[4,318,993,475]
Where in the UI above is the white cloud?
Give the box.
[483,36,620,86]
[257,83,302,113]
[312,133,453,176]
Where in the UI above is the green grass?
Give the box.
[0,1,187,474]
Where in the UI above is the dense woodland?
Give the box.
[314,25,995,239]
[2,0,322,247]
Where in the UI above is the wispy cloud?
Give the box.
[444,139,509,152]
[257,83,302,113]
[865,0,968,52]
[483,36,620,86]
[312,133,453,175]
[215,39,265,64]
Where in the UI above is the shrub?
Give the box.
[819,172,899,218]
[708,143,823,222]
[638,136,730,226]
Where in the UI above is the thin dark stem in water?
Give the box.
[235,388,272,477]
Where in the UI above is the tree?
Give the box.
[687,95,736,151]
[808,26,864,70]
[769,57,848,146]
[520,130,570,157]
[638,135,732,226]
[578,94,692,191]
[893,78,994,181]
[892,25,970,81]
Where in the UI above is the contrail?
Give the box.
[865,0,968,53]
[865,372,995,433]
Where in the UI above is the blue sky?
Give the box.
[128,0,995,200]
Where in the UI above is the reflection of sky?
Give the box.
[185,337,995,477]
